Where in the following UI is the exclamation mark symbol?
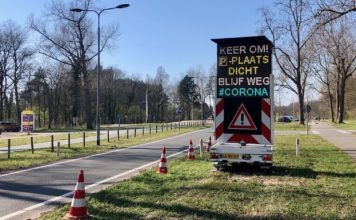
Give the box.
[241,113,244,125]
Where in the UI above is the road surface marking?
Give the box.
[0,129,203,178]
[0,149,186,220]
[0,129,206,219]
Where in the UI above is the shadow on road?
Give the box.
[0,181,70,203]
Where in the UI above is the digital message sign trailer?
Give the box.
[210,36,274,171]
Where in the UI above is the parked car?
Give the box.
[277,116,296,123]
[0,121,21,132]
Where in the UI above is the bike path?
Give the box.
[311,121,356,161]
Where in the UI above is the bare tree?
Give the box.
[0,20,32,123]
[314,0,356,25]
[178,74,198,120]
[166,81,179,121]
[205,64,216,117]
[144,67,170,122]
[312,50,336,122]
[192,66,217,122]
[29,0,120,129]
[315,19,356,123]
[260,0,316,124]
[45,62,70,128]
[184,66,207,121]
[6,21,34,125]
[101,67,125,124]
[0,24,11,121]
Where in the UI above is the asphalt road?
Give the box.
[0,128,213,220]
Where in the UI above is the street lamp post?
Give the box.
[70,4,129,146]
[196,75,216,125]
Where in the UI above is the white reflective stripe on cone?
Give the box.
[71,198,86,207]
[76,182,85,190]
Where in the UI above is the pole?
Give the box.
[57,142,60,157]
[83,132,86,148]
[31,137,34,154]
[96,13,101,146]
[68,133,71,148]
[7,139,10,159]
[51,135,54,152]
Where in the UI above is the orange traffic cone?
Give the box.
[64,170,90,220]
[187,139,195,160]
[206,136,212,152]
[157,146,168,174]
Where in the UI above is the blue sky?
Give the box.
[0,0,273,81]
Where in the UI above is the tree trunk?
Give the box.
[71,67,81,125]
[48,98,53,129]
[337,77,346,123]
[37,84,42,128]
[6,92,12,120]
[14,82,21,125]
[53,87,58,126]
[0,76,4,121]
[82,72,93,129]
[335,78,341,123]
[327,85,335,122]
[298,87,305,125]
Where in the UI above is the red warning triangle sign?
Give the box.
[228,104,257,130]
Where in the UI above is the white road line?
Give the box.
[0,129,203,178]
[0,150,186,220]
[0,129,206,219]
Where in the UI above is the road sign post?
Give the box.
[304,104,311,135]
[21,110,35,133]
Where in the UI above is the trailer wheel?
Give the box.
[213,162,224,171]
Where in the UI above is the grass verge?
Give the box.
[328,120,356,130]
[0,132,96,147]
[40,134,356,219]
[0,127,202,172]
[274,122,307,131]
